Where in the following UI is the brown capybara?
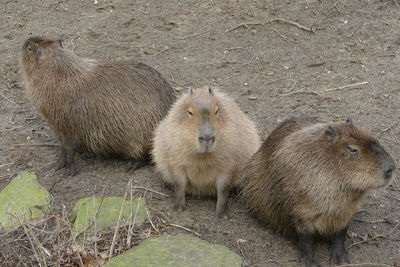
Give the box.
[240,116,396,267]
[20,37,176,175]
[152,86,261,217]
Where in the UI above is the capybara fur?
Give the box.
[240,116,396,267]
[152,86,261,217]
[20,37,175,175]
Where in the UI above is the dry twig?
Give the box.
[225,18,315,33]
[108,180,130,259]
[131,186,169,198]
[169,223,201,237]
[318,81,368,93]
[347,222,400,249]
[272,28,297,45]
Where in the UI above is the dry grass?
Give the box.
[0,209,165,266]
[0,180,169,267]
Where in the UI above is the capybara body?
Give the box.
[152,86,261,216]
[240,116,396,266]
[20,37,175,175]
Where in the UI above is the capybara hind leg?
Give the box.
[127,154,151,171]
[63,146,77,176]
[215,174,230,218]
[298,233,320,267]
[173,172,187,211]
[54,146,77,176]
[330,227,350,265]
[53,147,67,170]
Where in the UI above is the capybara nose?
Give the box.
[384,167,394,179]
[199,135,215,144]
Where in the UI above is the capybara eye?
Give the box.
[346,145,358,154]
[188,110,193,115]
[27,46,32,52]
[215,106,219,114]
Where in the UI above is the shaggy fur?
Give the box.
[20,37,175,174]
[240,116,396,266]
[152,86,261,216]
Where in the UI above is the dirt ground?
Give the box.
[1,0,400,266]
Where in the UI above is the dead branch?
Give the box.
[169,223,201,237]
[318,81,368,93]
[131,186,169,198]
[225,18,315,34]
[347,222,400,249]
[272,28,297,45]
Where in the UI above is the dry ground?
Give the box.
[1,0,400,266]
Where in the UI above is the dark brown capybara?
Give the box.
[20,36,176,175]
[240,116,396,266]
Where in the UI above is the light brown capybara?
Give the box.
[240,116,396,267]
[20,36,176,175]
[152,86,261,217]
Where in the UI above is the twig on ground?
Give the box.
[12,143,59,147]
[236,239,251,263]
[317,81,368,93]
[380,120,400,135]
[347,222,400,249]
[152,47,170,56]
[146,207,159,233]
[0,91,16,104]
[280,87,319,97]
[353,218,387,224]
[147,206,171,221]
[225,18,315,34]
[225,22,263,33]
[272,28,297,45]
[0,173,13,181]
[336,264,394,267]
[109,179,131,259]
[267,18,315,33]
[131,186,169,198]
[169,223,201,237]
[0,162,14,168]
[169,73,186,88]
[175,32,204,40]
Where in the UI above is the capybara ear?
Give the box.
[208,86,214,95]
[57,39,63,47]
[325,126,338,142]
[345,118,353,124]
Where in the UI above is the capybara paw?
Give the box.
[52,160,66,171]
[173,201,185,212]
[300,253,321,267]
[330,250,349,265]
[216,208,229,219]
[63,166,77,176]
[126,159,148,172]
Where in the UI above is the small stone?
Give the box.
[248,95,258,100]
[71,197,147,238]
[0,171,51,232]
[103,234,244,267]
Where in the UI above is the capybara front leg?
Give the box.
[173,172,187,211]
[298,233,320,267]
[330,227,350,265]
[215,173,230,218]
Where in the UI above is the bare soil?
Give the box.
[1,0,400,266]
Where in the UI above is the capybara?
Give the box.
[240,116,396,267]
[20,37,176,175]
[152,86,261,217]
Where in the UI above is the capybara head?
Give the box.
[21,37,63,64]
[318,119,395,190]
[177,86,224,153]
